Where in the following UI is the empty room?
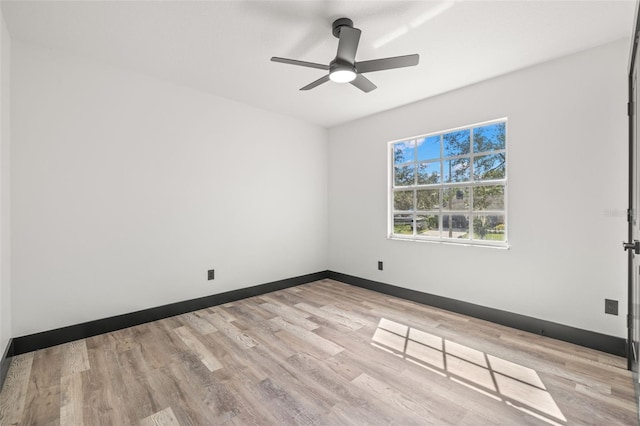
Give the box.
[0,0,639,424]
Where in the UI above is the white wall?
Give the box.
[0,10,11,351]
[329,39,629,337]
[11,41,328,337]
[8,36,630,340]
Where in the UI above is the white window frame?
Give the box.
[388,118,508,248]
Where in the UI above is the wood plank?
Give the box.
[176,311,218,335]
[60,372,85,426]
[20,345,63,425]
[295,302,363,331]
[205,311,257,349]
[138,352,236,425]
[259,301,319,331]
[139,407,180,426]
[173,325,223,372]
[145,364,222,425]
[82,343,131,425]
[352,372,453,424]
[61,340,90,377]
[269,316,344,356]
[0,353,35,425]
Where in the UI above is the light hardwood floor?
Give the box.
[0,279,637,425]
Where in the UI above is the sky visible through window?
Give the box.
[395,123,505,170]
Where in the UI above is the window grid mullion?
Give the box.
[411,189,418,236]
[469,127,475,239]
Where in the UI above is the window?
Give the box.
[389,119,507,247]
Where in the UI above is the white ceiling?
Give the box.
[1,0,636,128]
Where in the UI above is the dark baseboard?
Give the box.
[11,269,625,358]
[328,271,626,357]
[0,338,13,392]
[12,271,329,355]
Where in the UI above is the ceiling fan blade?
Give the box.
[356,54,419,74]
[336,26,361,64]
[271,57,329,71]
[300,75,331,91]
[350,74,377,93]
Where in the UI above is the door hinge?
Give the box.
[623,240,640,254]
[628,314,633,328]
[628,208,634,223]
[629,101,635,116]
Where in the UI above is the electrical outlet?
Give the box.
[208,269,215,280]
[378,261,383,271]
[605,299,618,315]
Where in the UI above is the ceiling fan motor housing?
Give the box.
[330,58,356,72]
[332,18,354,38]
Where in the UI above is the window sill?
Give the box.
[388,235,510,250]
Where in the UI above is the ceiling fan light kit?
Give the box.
[329,66,356,83]
[271,17,419,93]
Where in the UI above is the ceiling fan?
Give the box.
[271,18,419,93]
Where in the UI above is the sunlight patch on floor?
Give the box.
[371,318,567,425]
